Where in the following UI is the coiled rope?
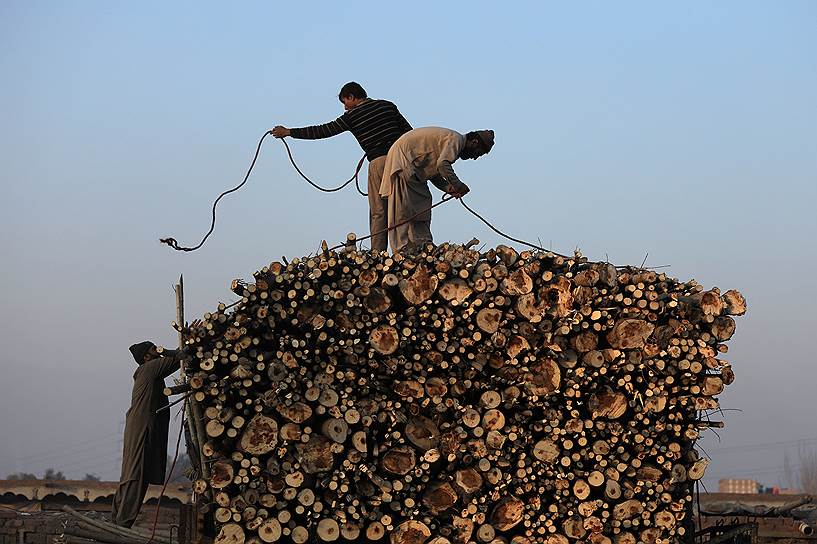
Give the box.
[280,138,368,196]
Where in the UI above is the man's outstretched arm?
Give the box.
[272,116,350,140]
[140,350,185,381]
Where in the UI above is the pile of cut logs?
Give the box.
[174,241,745,544]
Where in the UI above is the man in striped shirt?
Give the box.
[271,82,412,252]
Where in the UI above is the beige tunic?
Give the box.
[380,128,465,252]
[379,127,466,198]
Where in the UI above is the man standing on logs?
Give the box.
[271,82,413,253]
[111,340,188,527]
[380,127,495,253]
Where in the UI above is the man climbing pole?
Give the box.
[111,331,195,527]
[380,127,495,253]
[271,82,412,252]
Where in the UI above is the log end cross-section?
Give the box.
[239,414,279,456]
[399,264,439,305]
[606,319,655,349]
[491,495,525,531]
[369,324,400,355]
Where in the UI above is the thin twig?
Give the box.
[155,392,191,414]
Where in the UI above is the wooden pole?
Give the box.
[175,275,210,490]
[175,275,196,458]
[175,274,185,348]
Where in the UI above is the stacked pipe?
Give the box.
[176,241,745,544]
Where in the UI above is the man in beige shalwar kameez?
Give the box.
[380,127,494,253]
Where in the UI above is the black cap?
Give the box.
[129,341,155,365]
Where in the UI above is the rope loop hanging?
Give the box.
[281,138,367,196]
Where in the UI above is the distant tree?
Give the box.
[166,452,193,483]
[784,444,817,494]
[6,472,38,480]
[83,473,101,481]
[43,468,65,480]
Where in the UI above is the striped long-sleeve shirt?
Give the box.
[289,99,412,161]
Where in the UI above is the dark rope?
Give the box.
[329,194,568,259]
[160,134,367,252]
[355,172,368,196]
[160,132,271,252]
[329,195,455,252]
[281,138,367,196]
[457,198,570,258]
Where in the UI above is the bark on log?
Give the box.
[491,496,525,531]
[215,523,245,544]
[406,415,440,451]
[370,325,400,355]
[295,436,334,473]
[211,460,234,489]
[722,289,747,315]
[440,278,473,304]
[399,264,438,305]
[382,445,417,475]
[239,415,278,455]
[589,389,628,419]
[422,482,458,515]
[607,319,655,349]
[476,308,503,334]
[390,520,431,544]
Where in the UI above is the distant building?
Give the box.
[719,478,759,494]
[0,479,191,543]
[699,492,817,541]
[757,484,800,495]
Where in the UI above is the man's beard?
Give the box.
[460,147,479,160]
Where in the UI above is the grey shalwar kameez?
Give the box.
[380,127,468,253]
[111,342,183,527]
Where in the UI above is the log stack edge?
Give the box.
[177,242,746,544]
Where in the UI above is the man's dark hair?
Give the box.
[338,82,367,101]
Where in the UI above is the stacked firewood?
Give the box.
[175,241,745,544]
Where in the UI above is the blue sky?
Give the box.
[1,1,815,487]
